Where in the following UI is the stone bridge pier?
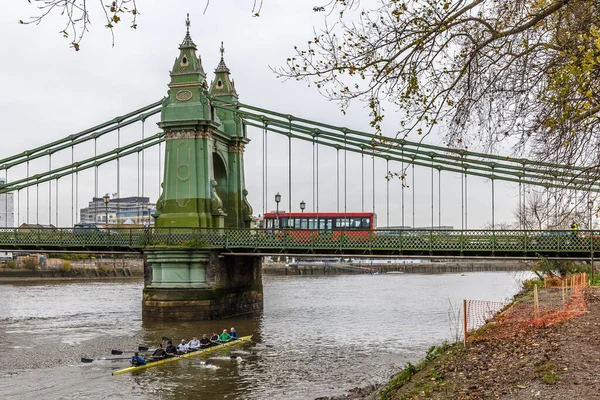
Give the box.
[142,249,263,321]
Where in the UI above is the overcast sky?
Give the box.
[0,1,520,228]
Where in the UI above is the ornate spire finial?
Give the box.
[180,13,197,49]
[215,41,230,73]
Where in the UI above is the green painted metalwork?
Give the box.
[0,228,596,258]
[151,18,252,230]
[0,101,161,170]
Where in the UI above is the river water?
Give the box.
[0,272,529,399]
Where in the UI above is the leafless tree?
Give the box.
[513,189,593,230]
[279,1,600,175]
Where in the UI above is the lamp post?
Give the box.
[300,200,305,213]
[103,194,110,229]
[589,199,594,230]
[275,192,281,229]
[146,204,152,227]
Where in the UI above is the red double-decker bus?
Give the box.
[262,212,377,231]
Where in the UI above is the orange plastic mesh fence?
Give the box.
[465,273,589,342]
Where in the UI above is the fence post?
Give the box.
[533,284,539,318]
[463,299,467,347]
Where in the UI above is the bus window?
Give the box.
[299,218,308,229]
[308,218,317,229]
[280,217,288,228]
[286,218,294,228]
[350,218,362,229]
[337,218,349,228]
[317,218,332,230]
[362,218,371,228]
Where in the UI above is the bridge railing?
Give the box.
[0,227,596,255]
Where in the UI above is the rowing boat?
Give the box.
[111,335,252,376]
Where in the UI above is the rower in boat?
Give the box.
[200,334,211,349]
[230,327,239,340]
[209,332,220,346]
[177,339,189,354]
[188,336,200,351]
[130,352,146,366]
[111,334,253,376]
[219,329,232,343]
[150,344,167,361]
[165,341,177,358]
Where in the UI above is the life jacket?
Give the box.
[130,355,146,366]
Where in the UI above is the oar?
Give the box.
[81,356,131,363]
[111,346,151,355]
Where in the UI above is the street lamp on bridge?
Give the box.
[300,200,305,213]
[275,192,281,228]
[103,194,110,228]
[146,203,152,227]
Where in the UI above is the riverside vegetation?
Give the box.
[325,272,600,400]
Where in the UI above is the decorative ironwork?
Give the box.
[0,228,596,258]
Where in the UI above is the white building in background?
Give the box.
[0,178,14,227]
[79,196,155,227]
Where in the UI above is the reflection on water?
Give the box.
[0,272,530,399]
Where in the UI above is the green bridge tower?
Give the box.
[142,16,263,321]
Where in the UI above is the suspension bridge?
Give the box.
[1,17,597,320]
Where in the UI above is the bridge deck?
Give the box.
[0,228,596,258]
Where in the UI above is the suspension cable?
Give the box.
[117,127,121,220]
[438,168,441,227]
[288,116,292,215]
[461,155,464,230]
[344,131,347,221]
[71,144,74,226]
[36,183,39,224]
[465,173,468,229]
[312,133,315,213]
[372,149,375,216]
[48,154,52,225]
[336,147,340,213]
[412,162,415,228]
[26,161,29,223]
[431,155,434,229]
[55,178,59,226]
[316,132,320,217]
[141,117,146,209]
[361,149,364,213]
[94,137,98,224]
[158,141,162,213]
[401,149,405,228]
[519,176,522,229]
[4,169,8,227]
[262,122,266,216]
[491,176,495,230]
[386,158,389,227]
[265,124,269,214]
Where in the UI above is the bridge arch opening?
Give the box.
[213,152,228,210]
